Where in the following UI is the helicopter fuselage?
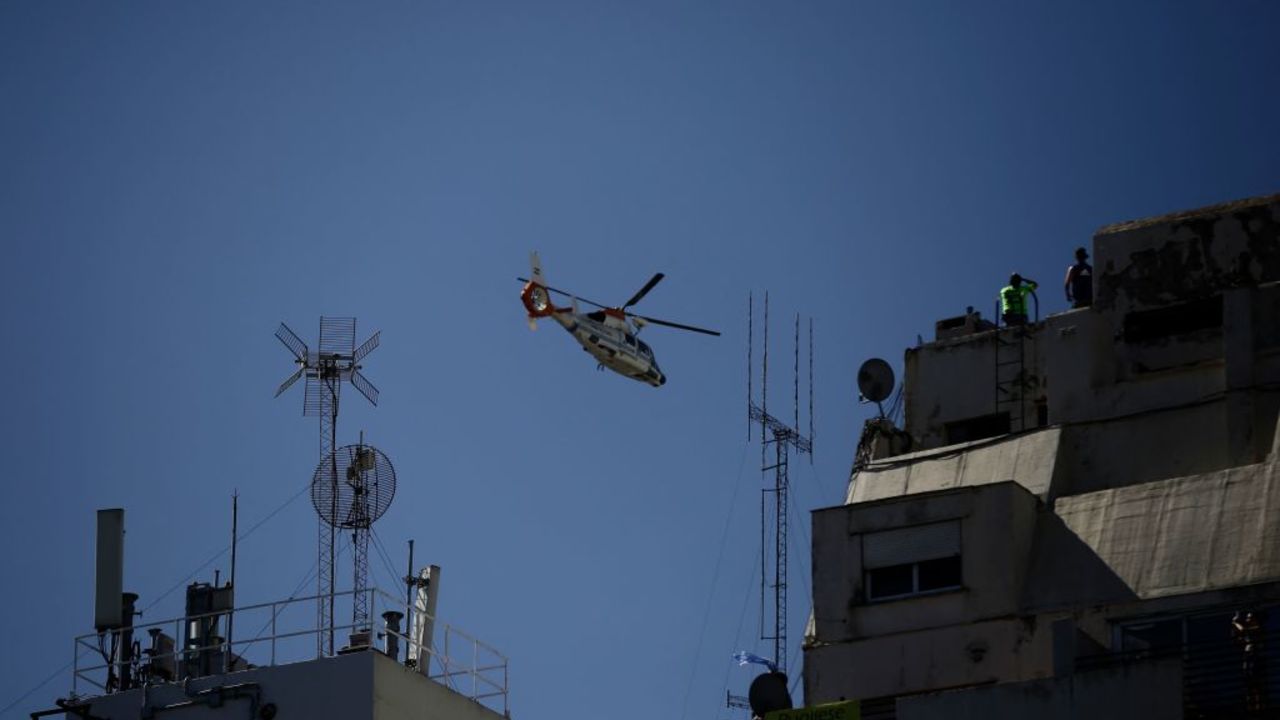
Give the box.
[549,309,665,386]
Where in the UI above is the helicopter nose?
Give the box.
[658,373,666,386]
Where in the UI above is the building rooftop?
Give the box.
[808,191,1280,718]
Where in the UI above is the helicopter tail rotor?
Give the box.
[520,251,557,323]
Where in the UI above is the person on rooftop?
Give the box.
[1064,247,1093,309]
[1000,273,1038,326]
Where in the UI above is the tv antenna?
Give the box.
[745,292,813,678]
[313,437,396,638]
[274,316,381,656]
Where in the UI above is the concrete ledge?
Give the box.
[896,657,1182,720]
[849,428,1061,503]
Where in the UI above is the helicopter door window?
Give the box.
[624,335,636,346]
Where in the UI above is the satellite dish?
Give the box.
[312,443,397,529]
[748,672,793,717]
[857,358,895,403]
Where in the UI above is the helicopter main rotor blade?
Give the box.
[516,277,609,310]
[631,314,721,336]
[622,273,664,309]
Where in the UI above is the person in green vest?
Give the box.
[1000,273,1038,326]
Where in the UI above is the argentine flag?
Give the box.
[732,651,778,673]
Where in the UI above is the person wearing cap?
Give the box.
[1000,273,1038,326]
[1064,247,1093,308]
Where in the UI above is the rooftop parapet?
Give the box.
[70,586,509,717]
[886,193,1280,465]
[1094,192,1280,313]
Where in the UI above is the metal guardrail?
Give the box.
[71,587,508,716]
[1077,629,1280,719]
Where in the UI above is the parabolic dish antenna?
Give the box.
[857,358,895,403]
[312,443,397,529]
[748,672,793,717]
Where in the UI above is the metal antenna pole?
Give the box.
[319,372,339,657]
[774,431,788,672]
[352,524,370,630]
[762,293,769,447]
[225,492,238,673]
[405,538,415,665]
[744,293,813,677]
[748,293,753,443]
[351,432,372,632]
[760,292,768,642]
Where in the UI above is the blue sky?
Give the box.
[2,1,1278,718]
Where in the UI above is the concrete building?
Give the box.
[805,193,1280,719]
[34,516,508,720]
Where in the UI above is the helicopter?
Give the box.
[518,252,720,386]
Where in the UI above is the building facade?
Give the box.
[805,193,1280,719]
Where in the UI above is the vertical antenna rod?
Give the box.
[748,293,753,443]
[744,293,813,677]
[405,538,415,667]
[224,491,238,673]
[762,292,769,447]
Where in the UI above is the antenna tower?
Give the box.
[312,436,396,642]
[745,292,813,676]
[274,317,381,656]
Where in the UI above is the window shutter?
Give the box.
[864,521,960,569]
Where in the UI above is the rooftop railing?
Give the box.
[1077,629,1280,719]
[72,587,508,716]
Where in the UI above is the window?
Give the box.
[863,521,963,602]
[867,556,962,601]
[868,563,914,598]
[917,555,963,591]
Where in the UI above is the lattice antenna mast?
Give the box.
[275,317,380,657]
[351,432,373,632]
[314,436,396,641]
[745,293,813,677]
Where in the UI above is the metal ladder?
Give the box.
[994,324,1028,432]
[993,293,1039,433]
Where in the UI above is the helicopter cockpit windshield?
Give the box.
[637,339,653,357]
